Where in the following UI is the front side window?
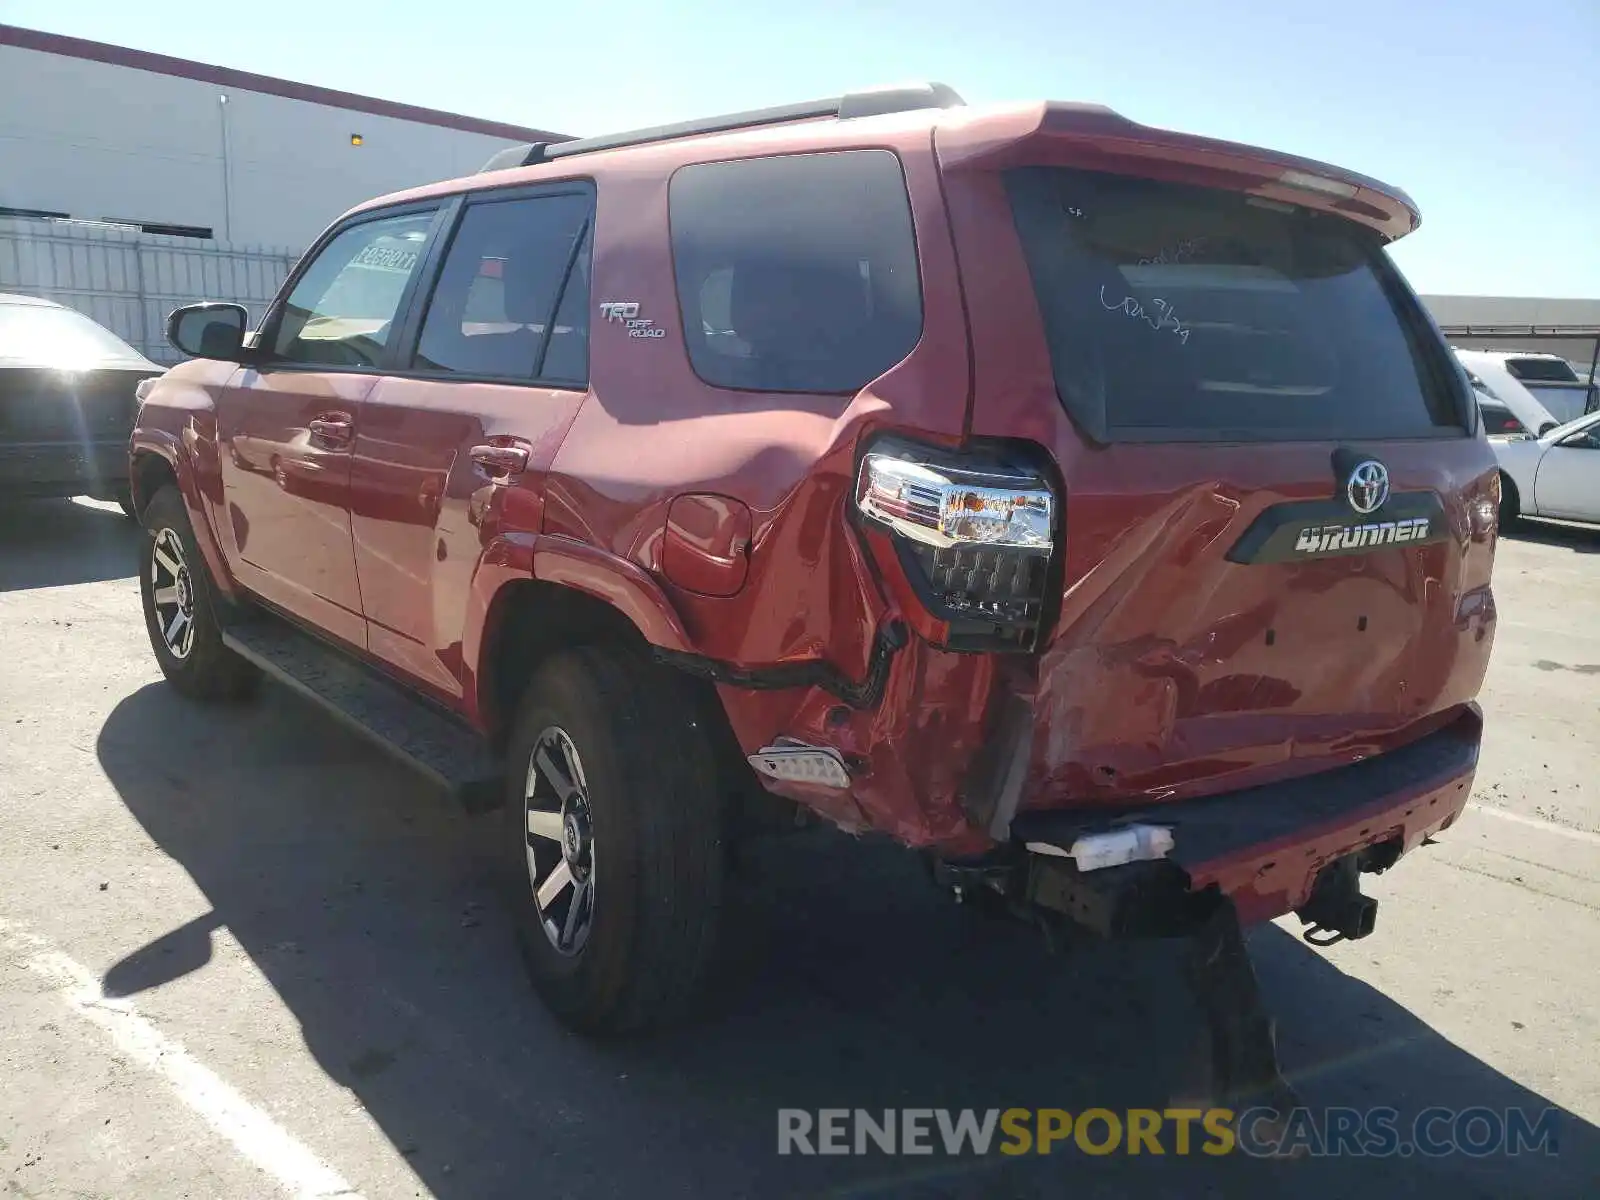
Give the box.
[414,192,592,384]
[1006,167,1464,441]
[669,150,923,394]
[271,211,435,368]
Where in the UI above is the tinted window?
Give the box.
[272,211,434,367]
[0,302,145,366]
[670,151,922,394]
[1505,357,1579,383]
[1005,167,1462,441]
[1477,398,1523,435]
[415,193,592,383]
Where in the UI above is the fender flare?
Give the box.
[530,535,695,651]
[129,427,239,601]
[459,532,694,730]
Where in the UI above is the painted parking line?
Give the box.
[1467,802,1600,846]
[0,917,365,1200]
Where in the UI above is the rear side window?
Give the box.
[1005,167,1464,442]
[414,191,592,385]
[670,150,922,394]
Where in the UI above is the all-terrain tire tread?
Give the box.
[510,643,723,1034]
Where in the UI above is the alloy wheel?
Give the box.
[150,527,197,660]
[523,726,596,956]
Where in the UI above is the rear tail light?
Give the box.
[855,439,1057,652]
[1470,474,1500,542]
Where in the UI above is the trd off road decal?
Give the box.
[599,301,666,339]
[1293,516,1432,555]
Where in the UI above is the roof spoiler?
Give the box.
[478,82,964,173]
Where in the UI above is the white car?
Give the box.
[1454,349,1562,435]
[1491,410,1600,525]
[1455,348,1598,428]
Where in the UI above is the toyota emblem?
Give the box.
[1346,460,1390,515]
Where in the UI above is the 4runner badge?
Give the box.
[1293,516,1430,555]
[598,300,666,339]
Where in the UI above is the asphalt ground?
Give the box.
[1,495,1596,1198]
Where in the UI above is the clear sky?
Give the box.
[3,0,1595,297]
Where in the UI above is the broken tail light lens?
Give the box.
[856,440,1057,651]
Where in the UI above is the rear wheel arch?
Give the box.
[480,580,655,753]
[478,578,756,824]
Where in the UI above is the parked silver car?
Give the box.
[0,293,162,513]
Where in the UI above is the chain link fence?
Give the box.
[0,217,299,364]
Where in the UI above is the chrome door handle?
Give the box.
[308,413,353,445]
[471,443,530,479]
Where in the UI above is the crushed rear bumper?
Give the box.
[1011,705,1481,933]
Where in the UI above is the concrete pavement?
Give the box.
[1,496,1596,1198]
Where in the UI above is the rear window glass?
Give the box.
[669,151,922,394]
[0,302,144,365]
[1505,357,1579,383]
[1004,167,1463,441]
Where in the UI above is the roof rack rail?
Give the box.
[478,82,964,173]
[480,142,553,172]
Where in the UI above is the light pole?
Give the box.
[218,93,234,243]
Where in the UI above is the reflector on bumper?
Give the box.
[748,741,851,789]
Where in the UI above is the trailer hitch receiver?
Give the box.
[1296,853,1379,945]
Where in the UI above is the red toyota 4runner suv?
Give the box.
[131,84,1498,1077]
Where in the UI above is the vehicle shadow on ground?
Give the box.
[1502,519,1600,554]
[96,683,1598,1199]
[0,497,141,591]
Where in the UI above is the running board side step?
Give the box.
[222,616,502,813]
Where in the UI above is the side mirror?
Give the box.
[167,302,248,361]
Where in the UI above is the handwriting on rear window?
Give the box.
[1099,287,1191,344]
[1138,236,1207,267]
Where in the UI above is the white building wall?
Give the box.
[0,42,537,249]
[1423,295,1600,370]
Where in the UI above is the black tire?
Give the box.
[1498,471,1521,528]
[504,644,723,1035]
[139,485,259,701]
